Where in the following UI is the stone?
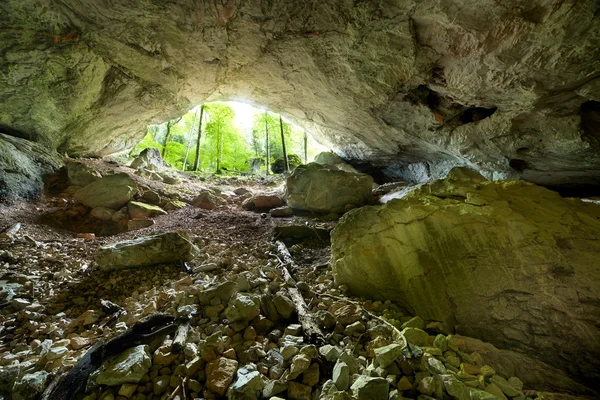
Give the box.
[442,375,470,400]
[270,206,293,217]
[164,199,186,210]
[332,171,600,389]
[74,173,139,210]
[96,232,201,271]
[47,346,68,360]
[227,364,265,400]
[333,304,362,325]
[65,160,101,186]
[0,365,19,395]
[319,345,342,362]
[70,336,90,350]
[141,189,161,205]
[489,375,521,397]
[242,193,284,210]
[456,334,593,394]
[287,381,312,400]
[206,357,238,396]
[397,376,412,390]
[118,383,138,398]
[153,376,169,395]
[273,294,295,319]
[91,206,115,221]
[127,218,155,231]
[136,168,162,181]
[507,377,523,391]
[289,353,312,379]
[350,376,389,400]
[96,345,152,386]
[315,310,336,329]
[191,189,223,210]
[130,148,167,170]
[302,363,320,387]
[226,293,261,323]
[332,361,349,390]
[285,163,373,213]
[427,357,447,375]
[402,328,430,347]
[417,376,434,395]
[127,201,167,218]
[401,316,425,330]
[374,343,403,368]
[12,371,48,400]
[263,380,288,398]
[314,152,359,173]
[483,383,508,400]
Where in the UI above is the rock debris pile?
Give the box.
[1,231,536,400]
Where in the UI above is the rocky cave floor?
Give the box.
[0,159,591,400]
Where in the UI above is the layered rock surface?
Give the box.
[0,0,599,184]
[331,168,600,389]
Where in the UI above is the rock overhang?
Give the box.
[0,0,599,186]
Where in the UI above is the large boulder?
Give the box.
[331,168,600,390]
[75,173,139,210]
[314,152,358,173]
[130,148,167,171]
[96,232,201,271]
[65,160,101,187]
[285,163,373,213]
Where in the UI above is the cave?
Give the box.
[1,1,600,400]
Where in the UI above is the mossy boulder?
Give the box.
[331,168,600,389]
[65,160,101,187]
[285,163,373,213]
[75,173,138,210]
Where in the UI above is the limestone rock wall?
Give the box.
[0,0,599,184]
[0,133,62,202]
[331,169,600,390]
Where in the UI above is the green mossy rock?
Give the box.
[127,201,166,219]
[285,163,373,213]
[331,168,600,389]
[75,173,138,210]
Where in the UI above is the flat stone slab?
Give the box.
[96,232,200,271]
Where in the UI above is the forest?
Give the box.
[131,102,325,174]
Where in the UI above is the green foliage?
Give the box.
[271,154,302,173]
[130,131,162,156]
[136,101,325,174]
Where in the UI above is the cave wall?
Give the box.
[1,0,599,184]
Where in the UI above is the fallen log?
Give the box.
[274,240,326,346]
[42,314,178,400]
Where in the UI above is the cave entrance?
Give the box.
[130,101,327,176]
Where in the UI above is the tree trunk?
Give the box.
[216,123,222,172]
[162,117,182,158]
[182,108,200,170]
[265,111,270,175]
[162,122,172,158]
[280,116,289,172]
[193,105,205,171]
[304,131,308,164]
